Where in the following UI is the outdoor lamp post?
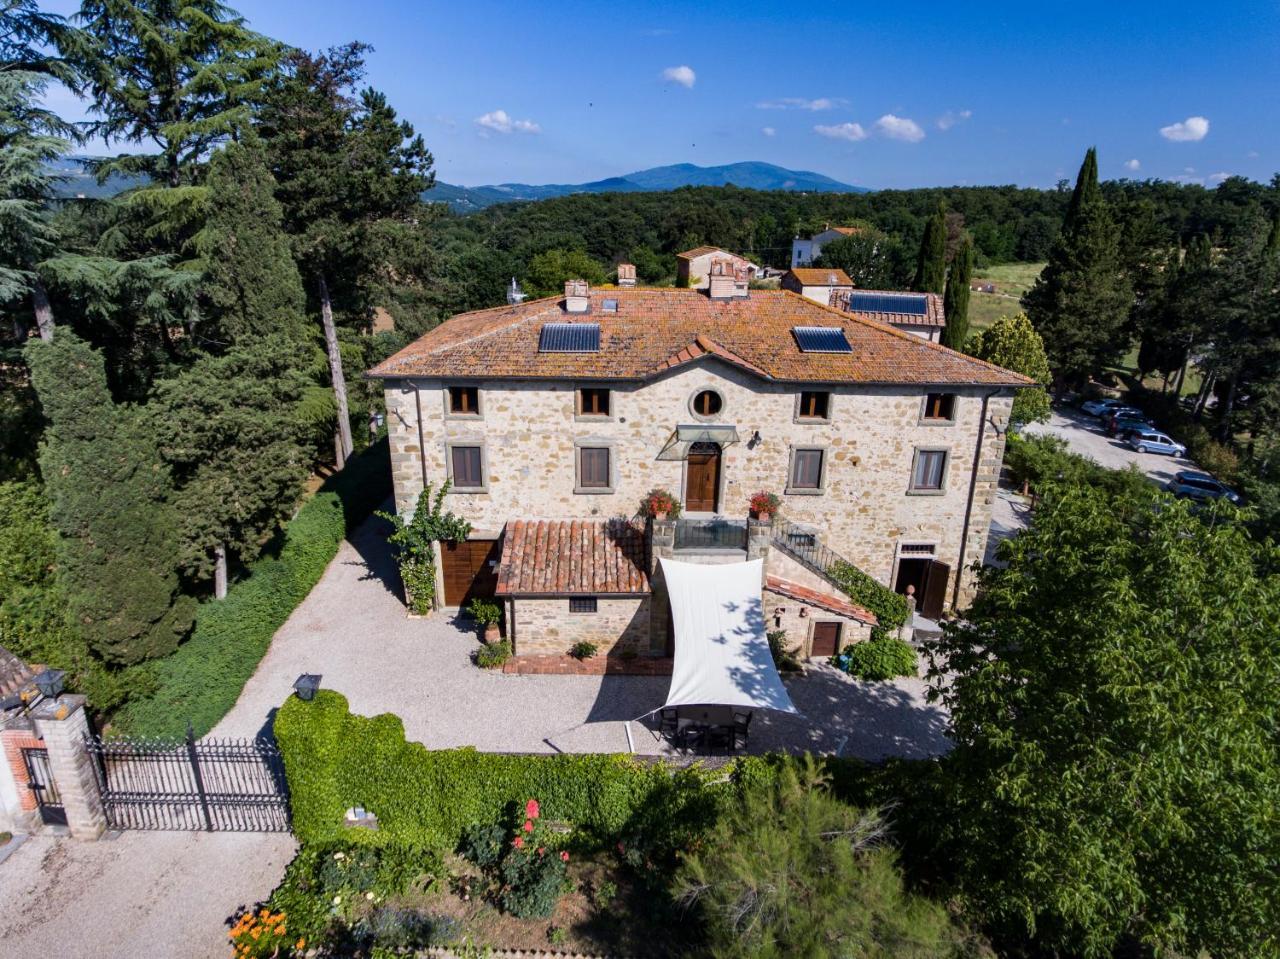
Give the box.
[34,668,65,701]
[293,674,322,702]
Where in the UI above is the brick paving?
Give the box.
[502,654,674,676]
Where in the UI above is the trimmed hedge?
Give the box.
[114,439,390,738]
[275,690,731,852]
[833,636,918,681]
[827,560,910,638]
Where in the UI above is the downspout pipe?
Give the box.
[953,390,1002,610]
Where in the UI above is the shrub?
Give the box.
[767,629,801,672]
[458,798,570,919]
[229,907,300,958]
[114,439,391,738]
[467,598,501,627]
[826,561,909,640]
[640,488,681,519]
[275,691,729,852]
[377,482,471,615]
[474,640,510,669]
[569,640,597,660]
[833,637,918,681]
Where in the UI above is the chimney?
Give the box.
[616,263,636,287]
[563,278,590,314]
[707,258,749,300]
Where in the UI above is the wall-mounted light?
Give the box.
[748,430,762,449]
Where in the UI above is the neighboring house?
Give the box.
[791,225,862,267]
[0,647,42,833]
[676,246,758,289]
[829,288,947,343]
[369,275,1027,661]
[781,267,854,306]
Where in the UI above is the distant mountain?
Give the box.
[425,161,867,212]
[48,158,147,199]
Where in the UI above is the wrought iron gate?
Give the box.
[22,747,66,826]
[85,728,289,832]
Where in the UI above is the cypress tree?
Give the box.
[913,204,947,294]
[1022,148,1133,386]
[941,237,974,350]
[26,332,194,665]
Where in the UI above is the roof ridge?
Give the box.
[771,289,1035,386]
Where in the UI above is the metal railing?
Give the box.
[674,518,748,552]
[85,727,289,832]
[771,518,844,579]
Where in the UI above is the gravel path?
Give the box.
[213,510,950,761]
[0,830,295,959]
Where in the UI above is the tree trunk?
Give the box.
[1172,356,1187,397]
[318,274,354,464]
[213,544,228,600]
[1218,377,1237,443]
[333,430,346,470]
[30,277,55,341]
[1193,373,1215,419]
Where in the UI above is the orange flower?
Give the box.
[296,938,306,950]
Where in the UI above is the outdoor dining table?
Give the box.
[673,704,744,754]
[675,704,736,729]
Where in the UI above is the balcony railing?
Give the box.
[771,518,843,577]
[674,518,748,552]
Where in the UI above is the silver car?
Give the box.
[1127,430,1186,457]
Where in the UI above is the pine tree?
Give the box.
[25,331,194,664]
[912,203,947,294]
[152,142,314,597]
[1022,148,1133,386]
[941,236,974,350]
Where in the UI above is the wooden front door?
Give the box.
[440,539,500,607]
[810,621,842,658]
[685,442,721,512]
[920,560,950,620]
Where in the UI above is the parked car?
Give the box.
[1165,470,1241,504]
[1104,406,1147,427]
[1108,415,1152,439]
[1080,397,1125,418]
[1127,430,1186,457]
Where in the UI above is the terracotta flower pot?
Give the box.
[484,624,501,644]
[756,511,772,522]
[652,511,668,522]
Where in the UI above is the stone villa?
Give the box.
[368,270,1028,661]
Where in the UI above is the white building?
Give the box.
[791,226,862,268]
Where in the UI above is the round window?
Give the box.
[692,389,724,418]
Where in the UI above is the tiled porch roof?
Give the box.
[496,520,651,596]
[764,576,878,626]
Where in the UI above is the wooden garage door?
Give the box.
[810,621,842,658]
[440,539,500,607]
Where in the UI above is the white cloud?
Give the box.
[761,126,776,137]
[1160,116,1209,142]
[474,109,541,135]
[814,122,867,142]
[661,65,696,88]
[1247,150,1260,159]
[936,108,972,131]
[1209,171,1232,184]
[874,113,925,142]
[757,96,845,111]
[1124,158,1140,171]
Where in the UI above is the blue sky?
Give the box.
[42,0,1280,189]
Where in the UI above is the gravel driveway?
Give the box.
[213,510,950,762]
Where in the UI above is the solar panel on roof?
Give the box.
[848,292,928,316]
[792,326,852,353]
[539,322,600,353]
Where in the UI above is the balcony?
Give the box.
[673,518,748,553]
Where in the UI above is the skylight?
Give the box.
[792,327,852,353]
[539,322,601,353]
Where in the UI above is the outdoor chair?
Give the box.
[678,722,708,754]
[707,724,734,755]
[658,707,679,740]
[732,710,752,751]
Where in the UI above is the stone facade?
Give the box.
[509,596,651,657]
[383,359,1013,608]
[762,588,873,659]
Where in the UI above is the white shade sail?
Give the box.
[657,557,798,714]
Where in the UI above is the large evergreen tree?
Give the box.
[912,203,946,294]
[940,236,973,349]
[1022,148,1133,386]
[26,331,194,664]
[258,43,433,464]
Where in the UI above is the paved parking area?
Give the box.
[1022,408,1196,485]
[213,511,950,762]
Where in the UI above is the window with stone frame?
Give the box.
[797,390,831,421]
[922,392,956,422]
[789,447,825,491]
[450,445,484,488]
[569,597,598,613]
[448,385,480,416]
[577,446,611,490]
[577,387,611,417]
[910,448,948,491]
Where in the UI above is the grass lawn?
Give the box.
[968,261,1044,331]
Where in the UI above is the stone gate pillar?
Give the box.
[648,519,676,655]
[32,695,106,841]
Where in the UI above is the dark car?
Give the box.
[1107,415,1152,439]
[1165,471,1241,504]
[1103,407,1148,431]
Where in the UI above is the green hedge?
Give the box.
[114,439,390,738]
[275,691,731,852]
[827,560,910,638]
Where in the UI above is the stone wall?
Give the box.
[384,362,1013,611]
[510,596,651,657]
[762,588,873,659]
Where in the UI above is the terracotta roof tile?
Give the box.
[367,288,1029,387]
[829,226,861,236]
[676,245,736,260]
[496,519,650,596]
[788,268,853,286]
[764,576,878,626]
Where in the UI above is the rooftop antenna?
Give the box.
[507,277,527,305]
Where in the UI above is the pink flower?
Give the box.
[560,851,570,862]
[513,836,525,849]
[537,846,545,856]
[523,819,534,833]
[525,799,540,819]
